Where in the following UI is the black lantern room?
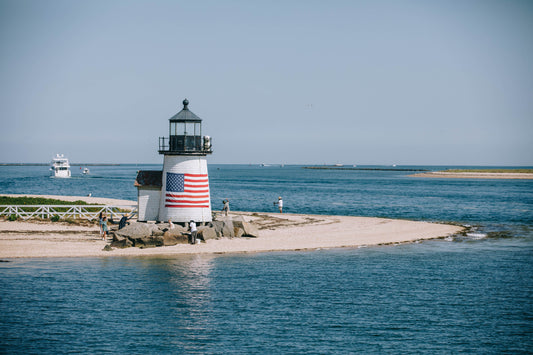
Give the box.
[159,99,212,155]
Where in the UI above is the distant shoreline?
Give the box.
[0,163,122,166]
[411,171,533,179]
[303,166,429,172]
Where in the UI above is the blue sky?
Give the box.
[1,0,532,165]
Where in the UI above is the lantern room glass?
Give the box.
[169,121,202,151]
[170,122,201,137]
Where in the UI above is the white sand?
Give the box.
[0,211,463,258]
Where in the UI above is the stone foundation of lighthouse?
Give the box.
[158,155,212,223]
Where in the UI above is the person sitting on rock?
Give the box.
[118,214,131,230]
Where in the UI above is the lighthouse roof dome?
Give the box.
[169,98,202,122]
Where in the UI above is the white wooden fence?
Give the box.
[0,205,138,221]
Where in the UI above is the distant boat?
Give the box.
[50,154,71,178]
[334,164,343,167]
[82,167,90,175]
[261,163,271,167]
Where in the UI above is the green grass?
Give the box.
[444,169,533,174]
[0,196,92,205]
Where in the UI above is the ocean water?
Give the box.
[1,164,532,353]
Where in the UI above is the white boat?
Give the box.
[50,154,71,178]
[82,167,90,175]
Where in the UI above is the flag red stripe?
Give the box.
[165,199,210,204]
[184,178,209,183]
[166,205,210,208]
[184,173,208,178]
[166,193,209,198]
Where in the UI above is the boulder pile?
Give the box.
[109,215,259,249]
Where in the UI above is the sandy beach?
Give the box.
[0,194,463,258]
[411,171,533,179]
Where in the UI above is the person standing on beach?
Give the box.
[189,220,197,244]
[168,219,174,229]
[222,199,230,216]
[98,212,104,238]
[101,216,109,241]
[275,196,283,213]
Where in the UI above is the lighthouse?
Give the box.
[134,99,212,223]
[158,99,213,223]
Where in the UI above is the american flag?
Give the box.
[165,172,210,208]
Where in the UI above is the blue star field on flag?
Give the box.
[166,173,184,193]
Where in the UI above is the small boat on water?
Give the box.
[50,154,71,178]
[82,167,90,175]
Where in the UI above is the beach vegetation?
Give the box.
[8,214,18,221]
[0,196,92,206]
[51,215,61,222]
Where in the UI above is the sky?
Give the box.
[1,0,532,165]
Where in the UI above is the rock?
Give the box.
[166,225,188,235]
[115,222,161,239]
[232,215,246,223]
[152,229,164,237]
[164,228,186,238]
[234,227,245,238]
[102,244,113,251]
[198,227,217,240]
[210,218,235,238]
[110,233,134,248]
[232,219,260,238]
[209,221,221,238]
[223,218,235,237]
[131,235,164,248]
[162,231,189,246]
[243,221,260,238]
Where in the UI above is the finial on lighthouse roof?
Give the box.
[183,98,189,110]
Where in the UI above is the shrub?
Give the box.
[8,214,18,221]
[51,215,60,222]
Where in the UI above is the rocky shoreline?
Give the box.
[110,215,259,249]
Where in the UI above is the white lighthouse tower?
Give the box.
[157,99,213,223]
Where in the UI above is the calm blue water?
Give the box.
[1,164,532,353]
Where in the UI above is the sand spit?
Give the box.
[0,212,463,258]
[411,172,533,179]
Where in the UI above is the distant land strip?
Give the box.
[411,169,533,179]
[303,166,429,172]
[443,169,533,174]
[0,163,121,166]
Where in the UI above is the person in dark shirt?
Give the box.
[118,214,131,230]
